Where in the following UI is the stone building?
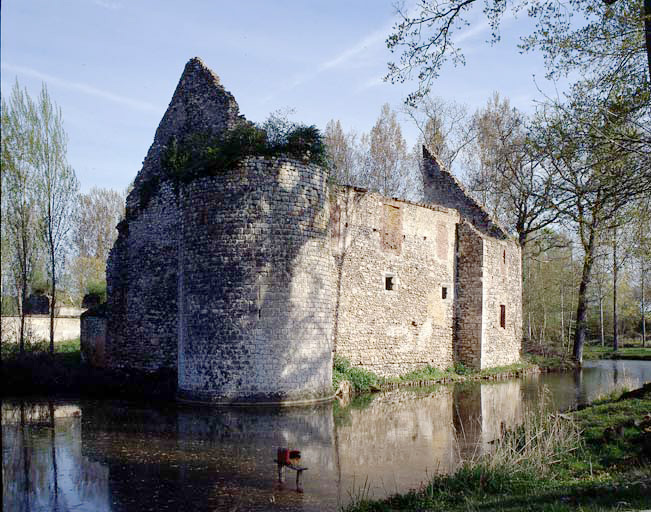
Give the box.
[82,57,522,404]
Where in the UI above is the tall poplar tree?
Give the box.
[33,84,79,355]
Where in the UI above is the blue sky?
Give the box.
[2,0,556,192]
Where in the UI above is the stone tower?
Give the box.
[106,58,335,403]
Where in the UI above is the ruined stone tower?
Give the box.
[92,58,522,404]
[106,58,334,403]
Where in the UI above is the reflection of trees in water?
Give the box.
[5,363,651,511]
[2,401,109,512]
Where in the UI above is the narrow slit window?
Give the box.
[500,305,506,328]
[442,287,448,299]
[385,276,394,291]
[503,250,506,264]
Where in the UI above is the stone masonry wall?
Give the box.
[332,187,459,376]
[80,311,107,367]
[421,148,506,239]
[455,221,485,369]
[177,156,334,403]
[105,57,243,372]
[480,236,522,368]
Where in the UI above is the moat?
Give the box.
[4,359,651,512]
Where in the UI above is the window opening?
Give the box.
[441,287,448,299]
[503,250,506,264]
[385,276,394,291]
[500,305,506,328]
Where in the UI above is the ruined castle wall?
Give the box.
[455,221,485,369]
[177,156,334,403]
[105,182,179,370]
[479,237,522,368]
[332,187,458,376]
[105,223,128,368]
[421,149,506,240]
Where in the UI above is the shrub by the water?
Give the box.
[332,355,380,393]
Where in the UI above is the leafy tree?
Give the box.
[1,81,42,354]
[32,84,79,356]
[532,83,649,362]
[324,119,359,186]
[358,103,415,198]
[386,0,651,104]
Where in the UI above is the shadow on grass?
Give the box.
[2,342,176,400]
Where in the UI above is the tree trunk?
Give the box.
[645,0,651,81]
[613,229,619,352]
[600,296,605,347]
[49,250,56,356]
[642,260,646,348]
[573,227,597,364]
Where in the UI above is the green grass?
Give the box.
[2,337,81,363]
[342,384,651,512]
[334,356,540,395]
[584,343,651,361]
[333,355,382,393]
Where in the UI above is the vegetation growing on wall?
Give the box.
[132,119,327,210]
[160,120,327,183]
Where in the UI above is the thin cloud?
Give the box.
[355,76,384,94]
[93,0,123,9]
[261,22,392,103]
[1,63,159,113]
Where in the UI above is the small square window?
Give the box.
[442,287,448,299]
[385,276,394,291]
[500,305,506,328]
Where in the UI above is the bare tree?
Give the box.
[33,84,79,356]
[71,187,124,302]
[402,95,472,172]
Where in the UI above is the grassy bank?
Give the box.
[333,355,540,395]
[584,343,651,361]
[1,338,176,400]
[343,383,651,511]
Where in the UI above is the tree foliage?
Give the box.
[1,81,78,354]
[386,0,651,105]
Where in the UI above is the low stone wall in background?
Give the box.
[80,312,107,367]
[1,316,81,343]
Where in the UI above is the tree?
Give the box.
[532,83,649,363]
[402,95,472,171]
[32,84,79,356]
[1,81,42,355]
[324,120,359,186]
[358,103,415,198]
[386,0,651,105]
[71,187,124,302]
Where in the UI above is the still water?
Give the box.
[3,360,651,512]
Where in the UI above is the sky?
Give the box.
[1,0,558,193]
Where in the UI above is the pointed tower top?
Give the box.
[131,57,246,190]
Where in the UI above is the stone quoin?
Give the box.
[81,57,522,404]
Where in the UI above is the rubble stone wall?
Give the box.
[454,221,485,369]
[177,157,334,403]
[480,236,522,368]
[332,187,458,376]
